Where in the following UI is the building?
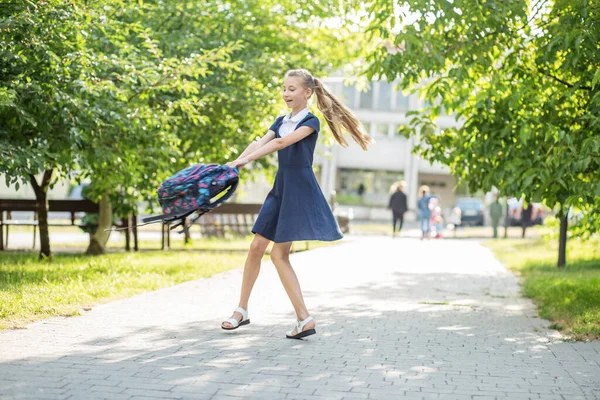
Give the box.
[315,76,461,221]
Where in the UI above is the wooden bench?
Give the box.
[160,203,263,249]
[0,199,138,251]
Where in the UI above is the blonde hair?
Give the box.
[285,69,373,151]
[389,180,407,194]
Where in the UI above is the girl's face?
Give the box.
[283,76,312,109]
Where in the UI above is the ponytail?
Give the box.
[285,69,374,151]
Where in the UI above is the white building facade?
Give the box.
[312,76,461,221]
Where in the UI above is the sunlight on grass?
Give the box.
[0,251,245,329]
[484,238,600,340]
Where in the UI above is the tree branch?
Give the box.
[537,68,592,91]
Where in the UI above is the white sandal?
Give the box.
[286,316,316,339]
[221,307,250,330]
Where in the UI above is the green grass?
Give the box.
[0,237,342,330]
[484,237,600,340]
[0,251,248,330]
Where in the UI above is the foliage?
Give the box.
[365,0,600,233]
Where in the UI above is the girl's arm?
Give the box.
[235,130,276,160]
[232,126,315,168]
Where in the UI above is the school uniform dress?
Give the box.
[252,108,343,243]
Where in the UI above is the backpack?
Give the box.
[141,163,239,232]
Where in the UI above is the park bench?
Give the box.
[1,200,344,251]
[158,202,350,249]
[0,199,138,251]
[159,203,263,249]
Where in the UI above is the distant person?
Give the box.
[489,195,503,238]
[357,183,365,199]
[417,185,432,239]
[388,181,408,237]
[521,203,533,238]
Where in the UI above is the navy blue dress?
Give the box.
[252,113,343,243]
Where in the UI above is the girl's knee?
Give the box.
[249,237,268,258]
[270,248,290,265]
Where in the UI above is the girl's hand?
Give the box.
[226,157,249,169]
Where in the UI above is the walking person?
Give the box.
[388,181,408,237]
[417,186,432,239]
[489,195,503,238]
[521,202,533,238]
[221,69,373,339]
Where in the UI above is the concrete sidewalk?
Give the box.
[1,237,599,400]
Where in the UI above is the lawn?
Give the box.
[484,237,600,340]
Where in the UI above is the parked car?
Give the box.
[453,197,485,226]
[507,198,545,226]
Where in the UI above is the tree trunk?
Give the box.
[558,210,568,268]
[86,192,113,255]
[29,170,53,259]
[503,200,509,239]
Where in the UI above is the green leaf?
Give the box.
[592,69,600,90]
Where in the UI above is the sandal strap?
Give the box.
[297,316,313,331]
[234,307,248,321]
[224,317,241,328]
[287,316,314,337]
[223,307,248,328]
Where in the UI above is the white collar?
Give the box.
[283,107,310,123]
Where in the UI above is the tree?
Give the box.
[1,0,365,256]
[366,0,600,266]
[0,1,90,257]
[1,0,241,256]
[74,0,364,253]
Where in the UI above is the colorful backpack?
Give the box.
[142,164,239,232]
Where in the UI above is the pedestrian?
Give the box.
[221,69,373,339]
[388,180,408,237]
[489,195,503,238]
[357,183,366,199]
[417,185,432,239]
[521,202,533,238]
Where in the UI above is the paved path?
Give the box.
[1,237,599,400]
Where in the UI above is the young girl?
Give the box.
[221,69,373,339]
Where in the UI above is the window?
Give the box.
[420,180,448,190]
[359,85,373,109]
[374,123,389,137]
[326,82,343,98]
[341,84,356,109]
[377,82,392,111]
[337,168,405,206]
[360,120,372,135]
[394,90,410,111]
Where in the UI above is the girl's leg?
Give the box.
[222,233,271,328]
[270,241,315,335]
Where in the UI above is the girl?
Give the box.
[221,69,373,339]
